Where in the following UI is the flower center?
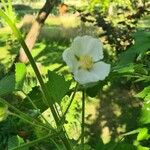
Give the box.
[79,55,93,70]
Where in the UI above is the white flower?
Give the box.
[63,35,110,85]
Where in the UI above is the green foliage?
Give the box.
[0,101,8,122]
[95,141,137,150]
[15,63,26,90]
[0,0,150,149]
[137,145,150,150]
[88,0,133,13]
[0,74,15,96]
[140,102,150,125]
[47,71,71,104]
[0,63,26,96]
[136,86,150,101]
[118,31,150,66]
[23,86,47,112]
[8,135,27,150]
[1,0,16,24]
[61,95,81,140]
[135,87,150,125]
[137,128,150,141]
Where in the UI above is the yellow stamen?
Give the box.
[79,55,93,70]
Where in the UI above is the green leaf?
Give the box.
[113,63,135,74]
[114,143,136,150]
[0,74,15,96]
[137,128,149,141]
[118,31,150,66]
[133,31,150,53]
[95,141,136,150]
[8,135,28,150]
[0,101,8,122]
[136,86,150,100]
[15,63,26,90]
[47,71,71,104]
[137,145,150,150]
[22,86,47,112]
[140,101,150,124]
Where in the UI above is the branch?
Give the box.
[18,0,60,63]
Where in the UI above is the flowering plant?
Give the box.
[63,36,110,85]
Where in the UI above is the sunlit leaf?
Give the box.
[15,63,26,90]
[136,86,150,100]
[137,145,150,150]
[140,101,150,124]
[0,101,8,122]
[137,128,149,141]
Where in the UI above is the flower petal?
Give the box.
[92,61,110,80]
[62,48,79,72]
[73,69,97,85]
[73,61,110,85]
[71,36,103,61]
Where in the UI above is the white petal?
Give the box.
[92,61,110,80]
[73,69,102,85]
[73,61,110,85]
[62,48,79,72]
[71,36,103,61]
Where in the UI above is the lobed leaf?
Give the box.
[47,71,71,104]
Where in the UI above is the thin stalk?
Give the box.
[0,97,48,129]
[0,8,59,122]
[10,132,55,150]
[21,90,54,130]
[51,139,62,150]
[81,90,85,150]
[54,103,61,119]
[60,83,78,123]
[9,112,49,131]
[0,10,72,150]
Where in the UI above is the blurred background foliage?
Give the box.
[0,0,150,149]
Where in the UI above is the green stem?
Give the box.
[21,90,54,130]
[60,83,78,123]
[0,97,48,130]
[0,9,72,150]
[9,112,49,131]
[10,132,55,150]
[51,139,62,150]
[81,90,85,150]
[0,8,59,123]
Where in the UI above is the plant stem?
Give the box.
[0,97,48,130]
[60,83,78,123]
[0,8,59,123]
[51,139,62,150]
[9,112,49,131]
[11,132,55,150]
[0,10,72,150]
[21,90,54,130]
[81,89,85,150]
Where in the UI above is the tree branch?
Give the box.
[18,0,60,63]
